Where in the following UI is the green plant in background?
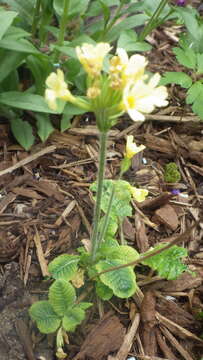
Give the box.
[160,6,203,120]
[29,42,190,358]
[164,162,181,183]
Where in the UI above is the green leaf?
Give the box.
[0,37,40,54]
[142,245,188,280]
[0,50,25,83]
[186,82,203,120]
[0,10,18,40]
[49,280,76,316]
[160,72,192,89]
[53,0,90,18]
[29,301,61,334]
[196,53,203,74]
[96,281,113,300]
[117,29,151,52]
[10,118,34,150]
[4,0,34,26]
[77,302,92,311]
[96,259,137,298]
[173,47,196,69]
[0,91,58,113]
[48,254,80,281]
[107,245,140,264]
[62,305,87,332]
[99,215,118,238]
[99,0,111,27]
[106,14,147,42]
[36,114,54,142]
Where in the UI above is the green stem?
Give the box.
[53,0,70,62]
[138,0,169,41]
[31,0,42,38]
[91,131,108,263]
[101,2,124,40]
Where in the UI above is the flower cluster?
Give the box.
[45,42,168,128]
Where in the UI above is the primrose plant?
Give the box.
[29,43,189,358]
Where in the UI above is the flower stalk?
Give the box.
[91,131,108,263]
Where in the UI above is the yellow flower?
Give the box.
[76,43,112,77]
[125,135,145,159]
[122,73,168,121]
[130,186,148,202]
[110,48,147,89]
[45,69,74,110]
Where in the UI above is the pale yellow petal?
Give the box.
[130,187,148,202]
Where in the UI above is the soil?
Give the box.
[0,9,203,360]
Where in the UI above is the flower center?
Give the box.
[127,95,136,109]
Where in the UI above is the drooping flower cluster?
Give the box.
[45,42,168,127]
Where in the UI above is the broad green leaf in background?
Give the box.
[186,82,203,120]
[196,54,203,74]
[160,72,192,89]
[105,14,147,42]
[0,92,58,113]
[0,37,39,54]
[0,50,25,83]
[49,280,76,316]
[117,30,151,52]
[0,10,18,40]
[29,301,61,334]
[48,254,80,281]
[173,47,196,69]
[61,103,87,131]
[3,0,34,26]
[10,118,34,150]
[96,259,137,298]
[142,245,188,280]
[36,114,54,142]
[53,0,90,18]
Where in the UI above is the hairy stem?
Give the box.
[91,131,108,262]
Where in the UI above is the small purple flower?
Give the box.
[176,0,186,6]
[171,189,180,195]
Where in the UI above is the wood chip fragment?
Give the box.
[33,227,49,277]
[154,204,179,230]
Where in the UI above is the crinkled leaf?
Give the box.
[117,29,151,52]
[107,245,139,264]
[49,280,76,316]
[48,254,80,281]
[99,215,118,238]
[160,71,192,89]
[173,47,196,69]
[142,245,188,280]
[96,259,137,298]
[29,301,61,334]
[77,302,92,311]
[96,281,113,300]
[62,305,86,332]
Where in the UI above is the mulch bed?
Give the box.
[0,24,202,360]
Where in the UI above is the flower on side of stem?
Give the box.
[125,135,145,159]
[121,73,168,121]
[130,186,148,202]
[76,43,112,77]
[45,69,75,110]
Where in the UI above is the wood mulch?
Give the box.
[0,23,203,360]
